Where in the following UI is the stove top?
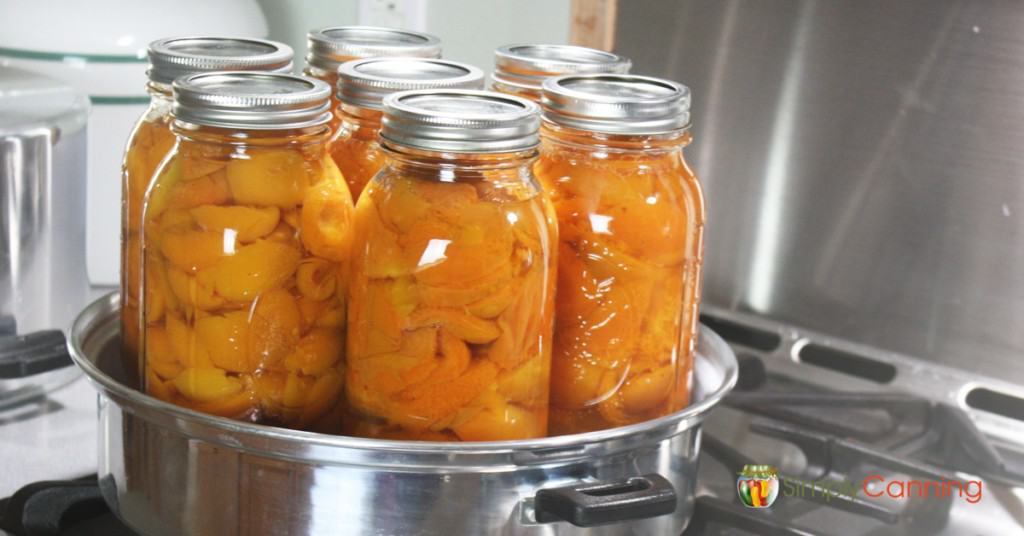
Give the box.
[2,309,1023,535]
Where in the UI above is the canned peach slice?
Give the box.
[300,178,353,262]
[393,360,498,430]
[615,365,675,415]
[408,308,501,344]
[165,314,214,369]
[283,328,343,375]
[145,327,182,380]
[299,369,344,426]
[296,258,336,301]
[496,355,545,403]
[180,144,228,181]
[190,205,281,242]
[166,268,225,311]
[227,150,309,208]
[168,170,232,210]
[452,402,542,441]
[160,230,227,273]
[465,282,517,319]
[212,240,302,302]
[172,368,244,403]
[195,311,251,373]
[248,288,302,370]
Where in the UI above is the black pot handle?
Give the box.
[534,473,677,527]
[0,330,72,379]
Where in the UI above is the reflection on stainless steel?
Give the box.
[0,67,91,335]
[616,0,1024,383]
[69,294,738,536]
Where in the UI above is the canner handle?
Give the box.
[534,473,678,527]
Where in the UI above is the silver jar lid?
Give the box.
[381,90,539,153]
[338,58,484,111]
[541,74,691,134]
[306,26,442,73]
[492,44,631,94]
[147,37,294,85]
[173,72,332,130]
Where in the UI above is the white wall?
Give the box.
[256,0,571,75]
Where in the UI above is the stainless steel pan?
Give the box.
[68,293,737,536]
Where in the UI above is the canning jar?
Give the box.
[141,72,353,431]
[121,37,293,381]
[346,90,556,441]
[490,44,630,102]
[329,57,484,200]
[304,26,442,133]
[535,74,705,435]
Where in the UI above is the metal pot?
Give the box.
[0,67,91,407]
[68,293,737,536]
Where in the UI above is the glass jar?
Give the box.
[346,90,556,441]
[328,57,484,200]
[121,37,293,381]
[304,26,442,133]
[141,72,353,431]
[490,44,631,102]
[534,74,705,435]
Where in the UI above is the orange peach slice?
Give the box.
[300,177,353,262]
[408,308,500,344]
[145,326,182,380]
[496,355,546,404]
[167,170,232,210]
[393,360,498,430]
[284,328,343,376]
[160,230,228,273]
[166,268,225,311]
[452,403,543,441]
[226,149,309,208]
[212,240,301,302]
[299,369,344,426]
[172,368,243,403]
[195,311,251,373]
[295,258,336,301]
[248,289,302,370]
[190,205,280,242]
[616,365,675,415]
[165,314,213,369]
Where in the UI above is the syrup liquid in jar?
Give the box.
[121,37,293,381]
[490,44,630,102]
[140,72,353,431]
[328,57,483,200]
[303,26,442,133]
[534,74,705,435]
[345,90,557,441]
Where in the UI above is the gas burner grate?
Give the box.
[725,359,1024,488]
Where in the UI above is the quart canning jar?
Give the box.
[329,57,484,200]
[535,74,705,435]
[140,72,353,431]
[304,26,442,133]
[121,37,293,381]
[346,90,557,441]
[490,44,630,102]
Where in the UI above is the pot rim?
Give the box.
[70,293,737,465]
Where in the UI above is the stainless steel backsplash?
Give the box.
[615,0,1024,382]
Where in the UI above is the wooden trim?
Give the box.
[570,0,618,51]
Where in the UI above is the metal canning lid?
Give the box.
[381,89,540,153]
[306,26,442,72]
[147,37,294,85]
[338,58,485,111]
[492,44,631,94]
[173,72,332,130]
[541,74,691,134]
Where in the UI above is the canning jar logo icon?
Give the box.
[737,465,779,508]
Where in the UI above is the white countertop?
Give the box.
[0,375,97,497]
